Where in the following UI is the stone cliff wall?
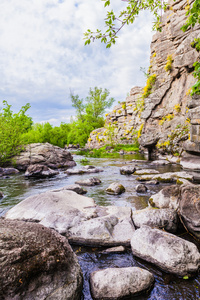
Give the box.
[87,0,200,156]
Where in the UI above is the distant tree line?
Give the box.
[0,87,114,165]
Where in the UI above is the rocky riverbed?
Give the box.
[0,152,200,299]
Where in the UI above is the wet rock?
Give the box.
[66,166,103,175]
[134,169,159,175]
[132,207,178,233]
[0,167,19,175]
[75,177,101,186]
[179,185,200,240]
[149,185,180,209]
[13,143,76,170]
[150,160,171,166]
[0,219,83,300]
[25,164,59,178]
[131,226,200,276]
[137,172,194,183]
[106,182,125,195]
[120,165,136,175]
[62,184,87,194]
[135,184,147,193]
[100,246,126,254]
[90,267,154,300]
[5,190,134,247]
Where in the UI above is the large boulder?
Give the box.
[25,164,59,178]
[179,185,200,240]
[132,207,178,233]
[12,143,76,170]
[149,185,180,209]
[5,189,135,247]
[131,226,200,276]
[90,267,154,300]
[0,219,83,300]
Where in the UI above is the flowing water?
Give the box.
[0,153,199,299]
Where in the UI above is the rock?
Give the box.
[66,166,103,175]
[62,184,87,194]
[0,191,3,198]
[134,169,160,175]
[132,207,178,233]
[180,151,200,171]
[5,189,135,247]
[149,185,180,209]
[146,180,159,185]
[135,184,147,193]
[0,219,83,300]
[13,143,76,170]
[131,226,200,276]
[120,165,136,175]
[90,267,154,300]
[137,172,194,183]
[119,150,124,155]
[150,160,171,166]
[25,164,59,178]
[100,246,126,254]
[106,182,125,195]
[0,167,19,175]
[179,185,200,240]
[75,177,101,186]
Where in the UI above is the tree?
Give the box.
[84,0,200,93]
[0,101,32,165]
[70,92,85,121]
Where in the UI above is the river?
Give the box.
[0,153,199,299]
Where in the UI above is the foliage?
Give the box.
[142,74,157,99]
[84,0,167,48]
[0,101,32,165]
[164,55,173,72]
[181,0,200,95]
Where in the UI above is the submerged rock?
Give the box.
[75,177,101,186]
[131,226,200,276]
[5,189,134,247]
[132,207,178,233]
[90,267,154,300]
[0,219,83,300]
[12,143,76,170]
[120,165,136,175]
[106,182,125,195]
[25,164,59,178]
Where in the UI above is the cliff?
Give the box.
[86,0,200,158]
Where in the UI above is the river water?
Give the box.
[0,153,199,299]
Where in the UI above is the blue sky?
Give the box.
[0,0,153,125]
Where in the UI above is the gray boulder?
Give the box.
[75,177,101,186]
[0,219,83,300]
[0,167,19,176]
[61,184,87,194]
[12,143,76,170]
[120,165,136,175]
[179,185,200,240]
[106,182,125,195]
[66,166,103,175]
[90,267,154,300]
[149,185,180,209]
[136,184,147,193]
[132,207,178,233]
[25,164,59,178]
[5,189,134,247]
[131,226,200,276]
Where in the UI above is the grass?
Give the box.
[76,143,139,158]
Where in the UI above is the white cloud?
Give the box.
[0,0,153,126]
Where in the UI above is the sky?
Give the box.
[0,0,154,126]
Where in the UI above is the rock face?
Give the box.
[25,164,59,178]
[90,267,154,300]
[12,143,76,170]
[179,184,200,239]
[132,207,178,233]
[85,0,200,159]
[131,225,200,276]
[0,219,83,300]
[5,189,135,247]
